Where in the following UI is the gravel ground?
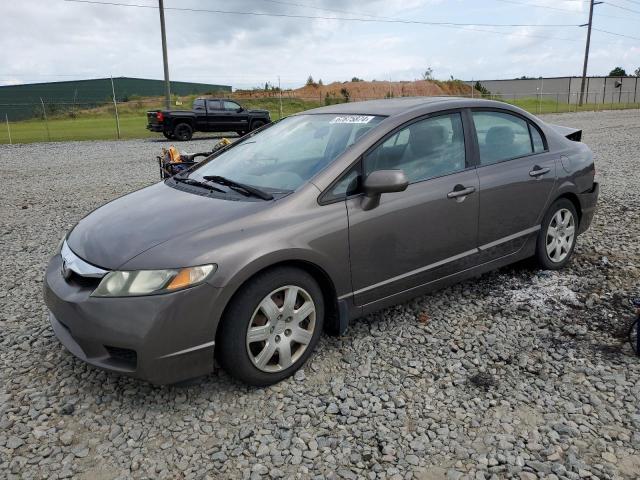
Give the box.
[1,111,639,480]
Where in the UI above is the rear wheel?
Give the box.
[162,131,174,140]
[173,123,193,141]
[535,198,578,270]
[216,267,324,386]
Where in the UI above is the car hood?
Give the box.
[67,182,270,270]
[248,109,269,115]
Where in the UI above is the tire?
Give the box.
[237,131,246,137]
[162,131,174,140]
[173,123,193,141]
[250,120,266,132]
[535,198,578,270]
[216,267,324,386]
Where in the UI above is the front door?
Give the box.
[470,109,556,261]
[222,100,249,132]
[346,111,480,307]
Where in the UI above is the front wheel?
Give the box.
[535,198,578,270]
[216,267,324,386]
[250,120,266,132]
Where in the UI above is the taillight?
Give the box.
[156,111,164,122]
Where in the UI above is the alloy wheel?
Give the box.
[246,285,316,372]
[546,208,576,263]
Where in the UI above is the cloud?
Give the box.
[0,0,636,88]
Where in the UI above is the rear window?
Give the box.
[472,111,539,165]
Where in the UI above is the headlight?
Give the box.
[92,264,216,297]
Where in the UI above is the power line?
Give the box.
[591,26,640,39]
[257,0,385,19]
[602,1,640,13]
[618,0,640,5]
[494,0,635,20]
[62,0,582,27]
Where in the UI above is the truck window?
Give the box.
[193,99,205,110]
[223,100,241,111]
[206,100,221,111]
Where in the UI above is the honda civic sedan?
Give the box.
[44,97,599,386]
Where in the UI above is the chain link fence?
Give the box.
[1,91,638,144]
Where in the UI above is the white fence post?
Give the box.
[5,114,11,144]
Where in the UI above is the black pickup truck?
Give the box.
[147,98,271,141]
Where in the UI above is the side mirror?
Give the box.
[361,170,408,210]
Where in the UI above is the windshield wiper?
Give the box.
[173,176,225,193]
[203,175,274,201]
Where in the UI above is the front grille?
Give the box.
[104,345,138,369]
[67,271,101,289]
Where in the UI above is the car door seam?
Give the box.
[341,225,540,300]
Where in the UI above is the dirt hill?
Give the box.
[234,79,474,101]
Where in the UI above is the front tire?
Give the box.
[250,120,266,132]
[173,123,193,141]
[535,198,578,270]
[216,267,324,386]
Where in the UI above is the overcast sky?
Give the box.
[1,0,639,89]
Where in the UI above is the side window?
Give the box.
[529,124,546,153]
[364,112,466,183]
[206,100,221,111]
[193,99,205,110]
[223,101,241,111]
[322,162,361,203]
[472,111,534,165]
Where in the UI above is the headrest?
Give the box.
[486,126,514,146]
[408,124,447,157]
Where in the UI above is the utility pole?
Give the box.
[158,0,171,109]
[579,0,602,106]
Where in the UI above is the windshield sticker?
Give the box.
[330,115,375,124]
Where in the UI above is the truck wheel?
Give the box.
[173,123,193,141]
[250,120,266,132]
[162,131,174,140]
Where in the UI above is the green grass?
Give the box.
[0,96,637,144]
[499,96,640,114]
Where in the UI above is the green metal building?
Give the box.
[0,77,232,121]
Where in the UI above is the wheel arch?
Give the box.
[215,259,341,341]
[553,192,582,225]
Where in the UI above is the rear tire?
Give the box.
[162,131,174,140]
[535,198,578,270]
[173,123,193,141]
[216,267,324,386]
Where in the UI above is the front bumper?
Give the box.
[577,182,599,234]
[43,254,224,384]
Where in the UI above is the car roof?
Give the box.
[300,96,505,117]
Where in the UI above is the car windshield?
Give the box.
[189,114,384,191]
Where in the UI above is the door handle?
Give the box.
[529,166,550,177]
[447,185,476,199]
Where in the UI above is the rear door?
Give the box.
[471,109,556,261]
[345,111,480,307]
[205,100,225,131]
[193,98,208,130]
